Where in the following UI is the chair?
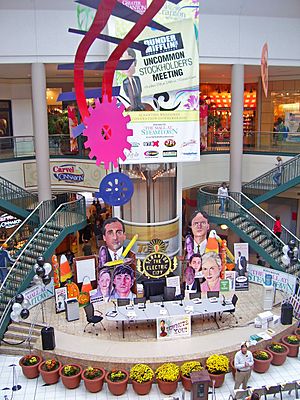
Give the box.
[117,298,130,307]
[164,286,176,302]
[221,294,238,324]
[149,294,164,303]
[189,292,201,300]
[84,303,106,335]
[207,291,219,298]
[263,385,282,400]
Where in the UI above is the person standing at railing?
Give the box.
[273,156,283,186]
[217,182,228,215]
[273,215,282,239]
[0,244,15,287]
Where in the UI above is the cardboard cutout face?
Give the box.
[103,221,126,252]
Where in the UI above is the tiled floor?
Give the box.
[0,353,299,400]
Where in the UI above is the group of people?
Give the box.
[183,211,223,294]
[91,217,136,301]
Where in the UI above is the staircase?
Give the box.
[1,321,44,356]
[0,176,39,219]
[242,154,300,203]
[198,185,300,275]
[0,193,86,340]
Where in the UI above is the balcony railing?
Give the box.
[0,131,300,161]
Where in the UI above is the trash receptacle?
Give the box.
[280,302,293,325]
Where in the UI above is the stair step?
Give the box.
[0,343,32,356]
[4,331,40,341]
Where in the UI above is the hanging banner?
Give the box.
[156,315,191,340]
[248,264,296,295]
[109,8,200,164]
[261,42,268,98]
[234,243,249,291]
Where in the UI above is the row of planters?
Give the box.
[18,332,300,395]
[251,334,299,373]
[19,355,226,395]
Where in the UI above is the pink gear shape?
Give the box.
[83,96,132,169]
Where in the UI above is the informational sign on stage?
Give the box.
[248,264,297,295]
[156,315,191,340]
[22,279,54,309]
[234,243,249,291]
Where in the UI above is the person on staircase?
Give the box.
[217,182,228,215]
[273,156,283,186]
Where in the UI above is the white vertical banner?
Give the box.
[234,243,249,291]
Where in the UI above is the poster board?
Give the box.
[156,315,191,340]
[74,255,97,288]
[234,243,249,291]
[55,287,67,313]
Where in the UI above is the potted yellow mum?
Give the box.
[130,363,154,395]
[180,361,203,391]
[205,354,229,388]
[19,354,42,379]
[155,362,179,395]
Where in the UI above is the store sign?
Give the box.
[52,164,84,183]
[248,264,296,295]
[24,161,106,190]
[0,213,22,229]
[21,279,54,309]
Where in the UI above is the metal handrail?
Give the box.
[242,154,300,191]
[198,185,285,246]
[0,194,85,329]
[238,192,300,248]
[4,201,43,246]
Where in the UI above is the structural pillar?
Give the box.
[229,64,244,193]
[31,63,52,201]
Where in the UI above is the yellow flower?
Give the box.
[130,364,154,383]
[206,354,229,374]
[155,363,179,382]
[180,361,203,378]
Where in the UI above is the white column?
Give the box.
[31,63,51,201]
[229,64,244,193]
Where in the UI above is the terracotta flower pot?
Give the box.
[132,379,153,395]
[105,370,129,396]
[181,374,192,391]
[294,328,300,337]
[38,361,61,384]
[82,367,105,393]
[156,378,179,395]
[208,372,225,388]
[267,344,289,366]
[59,364,82,389]
[253,350,273,373]
[281,335,300,357]
[19,355,42,379]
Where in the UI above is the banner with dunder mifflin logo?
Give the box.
[109,4,200,164]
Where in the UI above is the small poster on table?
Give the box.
[156,315,191,340]
[55,287,67,313]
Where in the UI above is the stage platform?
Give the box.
[32,283,298,370]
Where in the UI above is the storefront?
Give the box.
[200,84,257,150]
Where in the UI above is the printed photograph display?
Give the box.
[234,243,249,291]
[55,287,67,313]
